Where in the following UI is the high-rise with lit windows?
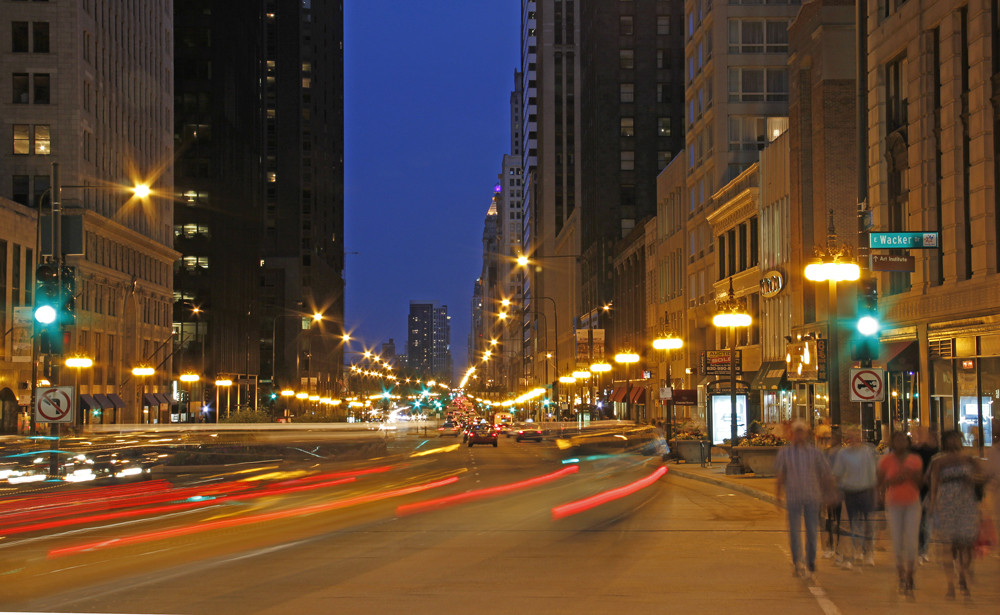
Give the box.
[1,0,177,427]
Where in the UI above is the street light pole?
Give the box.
[804,211,861,441]
[713,277,751,475]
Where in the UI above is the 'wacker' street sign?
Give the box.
[869,232,939,249]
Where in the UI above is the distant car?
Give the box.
[514,425,544,442]
[467,424,499,447]
[438,421,461,437]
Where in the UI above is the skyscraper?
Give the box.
[173,0,345,411]
[1,0,177,425]
[408,301,452,382]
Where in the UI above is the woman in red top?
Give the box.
[877,431,923,597]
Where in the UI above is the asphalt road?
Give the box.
[3,428,986,614]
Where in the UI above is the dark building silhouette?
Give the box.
[173,0,345,413]
[408,301,453,382]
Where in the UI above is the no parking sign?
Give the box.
[35,386,75,423]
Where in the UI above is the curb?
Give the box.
[667,466,781,507]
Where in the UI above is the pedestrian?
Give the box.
[776,420,833,582]
[926,429,981,600]
[910,426,939,563]
[877,431,923,597]
[832,426,878,569]
[821,430,843,564]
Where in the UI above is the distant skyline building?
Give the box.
[408,301,452,381]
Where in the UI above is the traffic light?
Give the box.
[61,266,76,324]
[34,263,62,354]
[852,276,880,361]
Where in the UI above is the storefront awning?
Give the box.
[79,394,99,410]
[93,394,114,409]
[155,393,173,406]
[751,361,789,390]
[882,340,918,370]
[143,393,160,407]
[628,387,646,404]
[608,387,628,403]
[107,393,126,408]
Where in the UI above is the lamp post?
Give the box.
[713,277,752,475]
[65,356,93,429]
[572,370,591,411]
[132,366,154,424]
[215,379,233,422]
[179,372,199,421]
[614,352,640,423]
[804,210,860,440]
[589,362,612,417]
[652,333,684,441]
[558,375,577,419]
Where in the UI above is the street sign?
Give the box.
[869,232,939,249]
[871,254,915,272]
[35,386,75,423]
[849,368,886,402]
[701,350,742,375]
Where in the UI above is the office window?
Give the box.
[620,16,634,36]
[728,68,788,102]
[13,73,29,103]
[728,19,788,53]
[32,22,49,52]
[12,175,29,206]
[620,117,635,137]
[620,49,634,69]
[13,125,30,154]
[620,83,634,103]
[658,117,671,137]
[34,125,50,154]
[657,151,672,170]
[34,73,50,104]
[729,116,767,151]
[658,15,671,35]
[12,22,29,52]
[620,150,635,170]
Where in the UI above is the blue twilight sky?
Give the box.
[343,1,520,379]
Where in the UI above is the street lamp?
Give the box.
[804,212,860,439]
[652,333,684,440]
[65,356,93,428]
[558,375,577,418]
[179,373,199,422]
[215,379,233,422]
[713,277,752,475]
[614,352,640,423]
[132,366,154,424]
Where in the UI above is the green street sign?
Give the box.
[869,232,939,249]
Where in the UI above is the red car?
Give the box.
[467,424,499,447]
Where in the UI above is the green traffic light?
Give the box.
[857,315,880,336]
[34,304,57,324]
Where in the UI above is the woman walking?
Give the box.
[927,430,981,599]
[877,431,923,597]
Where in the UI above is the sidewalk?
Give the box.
[666,457,780,505]
[666,457,1000,612]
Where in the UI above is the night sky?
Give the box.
[344,1,520,379]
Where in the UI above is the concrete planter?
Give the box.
[733,445,783,476]
[670,439,709,463]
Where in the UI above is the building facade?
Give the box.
[864,0,999,451]
[1,0,177,426]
